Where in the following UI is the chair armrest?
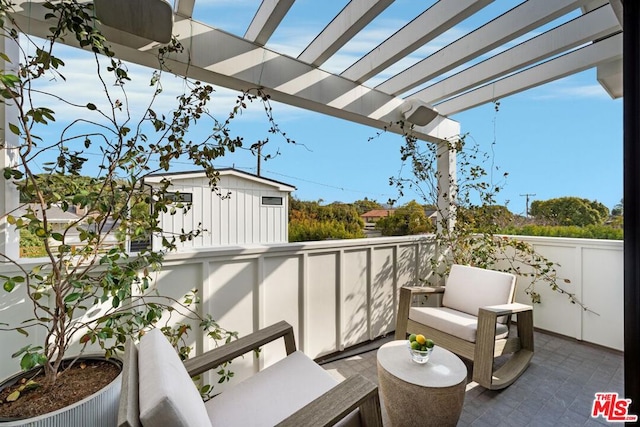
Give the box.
[395,286,445,340]
[118,341,141,427]
[401,285,446,296]
[479,302,532,317]
[184,320,296,377]
[276,374,383,427]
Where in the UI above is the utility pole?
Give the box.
[520,193,536,218]
[257,143,261,176]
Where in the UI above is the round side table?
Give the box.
[376,340,467,426]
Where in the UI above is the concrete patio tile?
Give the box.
[558,408,590,426]
[585,416,614,426]
[515,397,546,418]
[540,400,570,419]
[477,401,515,422]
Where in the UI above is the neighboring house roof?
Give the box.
[145,168,296,192]
[14,203,82,223]
[362,208,438,221]
[425,209,438,219]
[361,209,395,219]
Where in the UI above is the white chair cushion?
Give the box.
[442,265,515,322]
[409,306,509,343]
[206,350,359,427]
[138,329,212,427]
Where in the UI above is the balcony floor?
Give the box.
[319,330,623,426]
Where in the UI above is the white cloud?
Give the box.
[531,83,611,101]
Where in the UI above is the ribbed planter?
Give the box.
[0,356,122,427]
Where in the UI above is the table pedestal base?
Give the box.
[377,360,465,426]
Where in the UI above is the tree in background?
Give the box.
[352,198,383,215]
[376,200,432,236]
[611,198,623,217]
[607,198,623,230]
[289,197,364,241]
[530,197,609,226]
[458,204,514,232]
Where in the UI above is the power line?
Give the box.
[259,168,396,200]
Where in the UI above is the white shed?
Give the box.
[145,169,295,250]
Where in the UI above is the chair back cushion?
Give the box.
[442,265,516,319]
[138,329,212,427]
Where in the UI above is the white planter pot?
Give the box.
[0,358,122,427]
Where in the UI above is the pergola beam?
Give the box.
[8,4,459,144]
[340,0,493,84]
[297,0,394,67]
[433,33,622,116]
[376,0,592,96]
[244,0,295,46]
[412,5,620,106]
[174,0,195,18]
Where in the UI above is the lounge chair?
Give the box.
[118,320,383,426]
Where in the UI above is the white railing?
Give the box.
[506,235,623,351]
[0,235,623,385]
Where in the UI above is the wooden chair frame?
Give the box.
[119,320,383,427]
[395,286,534,390]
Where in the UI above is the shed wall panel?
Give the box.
[153,173,290,249]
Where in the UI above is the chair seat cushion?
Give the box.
[138,328,212,427]
[206,351,359,427]
[409,306,509,343]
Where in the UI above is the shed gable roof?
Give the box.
[145,168,296,192]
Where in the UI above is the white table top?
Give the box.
[377,340,467,388]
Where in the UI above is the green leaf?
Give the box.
[20,353,39,371]
[3,279,15,292]
[6,390,20,402]
[23,380,40,391]
[11,345,31,358]
[0,73,19,86]
[86,103,97,110]
[64,293,81,303]
[8,123,20,135]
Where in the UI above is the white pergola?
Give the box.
[2,0,637,408]
[6,0,623,144]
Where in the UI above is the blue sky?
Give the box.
[219,71,623,217]
[25,1,623,217]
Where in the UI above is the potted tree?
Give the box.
[0,1,285,423]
